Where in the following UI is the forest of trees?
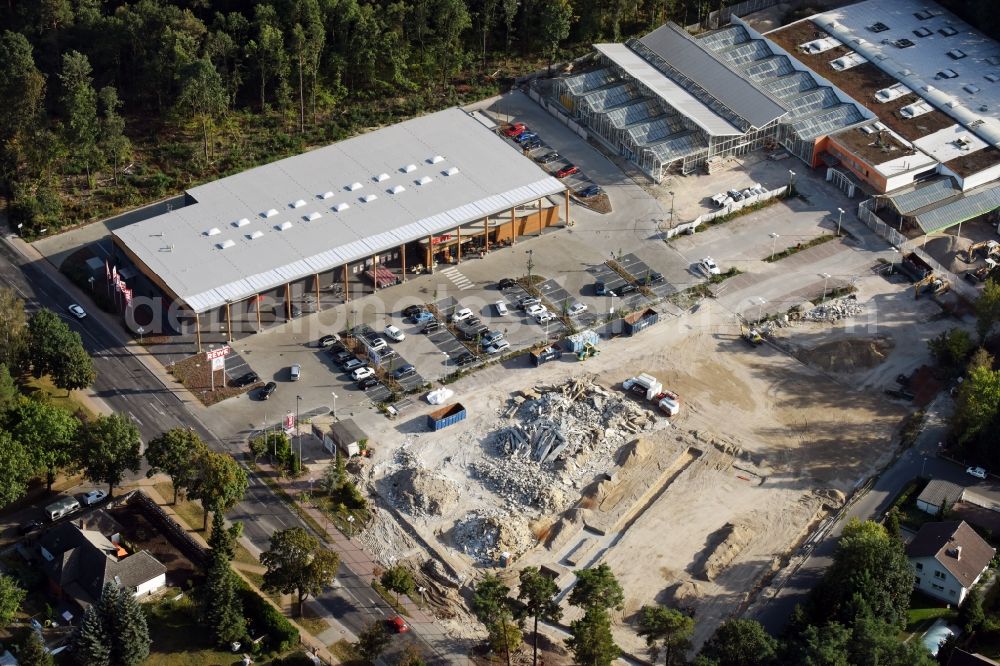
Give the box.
[0,0,733,237]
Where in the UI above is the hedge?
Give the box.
[236,578,300,653]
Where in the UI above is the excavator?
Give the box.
[964,239,1000,263]
[914,272,950,298]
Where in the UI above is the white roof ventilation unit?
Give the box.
[233,218,250,228]
[277,221,293,231]
[986,73,1000,83]
[333,202,350,212]
[429,155,445,164]
[417,175,433,185]
[375,173,390,182]
[362,193,378,203]
[444,166,460,176]
[217,239,235,250]
[205,227,221,236]
[264,208,279,218]
[306,211,322,221]
[249,230,264,240]
[348,182,363,191]
[403,164,417,173]
[390,185,406,194]
[292,199,307,208]
[320,191,334,200]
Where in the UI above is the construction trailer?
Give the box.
[427,403,467,431]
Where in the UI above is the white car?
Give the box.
[567,302,588,317]
[82,489,107,506]
[451,307,474,323]
[534,311,555,324]
[68,304,87,319]
[525,304,547,317]
[967,466,988,479]
[494,300,509,316]
[351,367,375,381]
[485,340,510,354]
[383,325,405,342]
[699,257,721,276]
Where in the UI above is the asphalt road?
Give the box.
[0,239,438,663]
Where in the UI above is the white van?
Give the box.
[46,497,82,521]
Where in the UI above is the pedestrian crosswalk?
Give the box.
[441,266,474,290]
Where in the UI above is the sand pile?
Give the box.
[795,336,893,373]
[701,520,756,580]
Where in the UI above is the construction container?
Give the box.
[623,308,659,335]
[565,329,600,354]
[427,403,467,431]
[530,346,563,366]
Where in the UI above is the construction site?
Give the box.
[347,264,965,657]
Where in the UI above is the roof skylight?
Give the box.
[333,202,350,212]
[234,218,250,228]
[218,239,235,249]
[205,227,221,236]
[264,208,279,218]
[277,221,293,231]
[320,191,334,199]
[417,176,433,185]
[307,211,322,220]
[375,173,390,182]
[390,185,406,194]
[444,167,460,176]
[403,164,417,173]
[292,199,307,208]
[249,230,264,240]
[429,155,444,164]
[362,194,378,203]
[348,182,363,191]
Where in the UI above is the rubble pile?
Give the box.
[472,377,657,512]
[800,297,864,322]
[448,510,536,565]
[387,448,461,517]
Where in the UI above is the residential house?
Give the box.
[949,649,1000,666]
[916,480,965,516]
[37,510,167,612]
[907,520,995,605]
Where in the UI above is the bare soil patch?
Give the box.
[167,353,256,406]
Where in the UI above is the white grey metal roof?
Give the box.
[113,108,565,313]
[594,43,741,136]
[915,184,1000,234]
[886,177,959,215]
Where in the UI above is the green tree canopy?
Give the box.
[517,566,562,666]
[637,605,694,665]
[568,563,623,612]
[698,619,777,666]
[566,606,620,666]
[0,364,18,413]
[188,448,249,529]
[472,573,520,666]
[58,50,101,183]
[0,431,35,507]
[950,365,1000,462]
[261,527,340,616]
[146,427,207,504]
[380,564,415,603]
[79,413,142,496]
[7,396,80,490]
[18,628,54,666]
[176,57,227,161]
[0,573,27,627]
[25,308,94,391]
[975,278,1000,341]
[356,620,390,663]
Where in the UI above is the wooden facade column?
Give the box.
[225,302,233,342]
[255,295,262,330]
[456,227,461,264]
[314,274,321,311]
[400,244,407,282]
[371,254,377,292]
[537,197,543,236]
[194,312,202,352]
[343,264,349,304]
[484,216,490,253]
[510,207,517,244]
[285,283,292,319]
[564,190,571,227]
[426,235,433,274]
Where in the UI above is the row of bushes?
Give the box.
[236,578,300,653]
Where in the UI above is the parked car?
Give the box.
[520,138,542,151]
[18,520,43,536]
[259,382,277,400]
[537,151,561,164]
[619,283,638,294]
[534,311,555,324]
[392,364,417,380]
[410,310,435,324]
[641,271,664,285]
[388,615,410,633]
[351,367,375,381]
[503,123,526,137]
[577,185,602,198]
[494,300,509,316]
[526,304,547,317]
[318,334,340,347]
[517,295,541,309]
[485,340,511,354]
[595,281,616,297]
[357,376,380,389]
[422,320,442,334]
[289,364,301,381]
[82,490,107,506]
[515,131,538,144]
[68,303,87,319]
[498,278,517,290]
[556,164,580,178]
[331,350,354,365]
[366,336,388,351]
[567,302,588,317]
[403,305,424,318]
[232,371,260,387]
[481,331,505,347]
[967,466,988,479]
[455,351,476,366]
[383,325,405,342]
[342,358,365,372]
[699,257,721,276]
[451,307,474,323]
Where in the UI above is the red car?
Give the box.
[388,615,410,633]
[503,123,526,137]
[556,164,580,178]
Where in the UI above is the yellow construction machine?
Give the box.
[964,239,1000,263]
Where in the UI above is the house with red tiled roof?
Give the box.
[907,520,995,605]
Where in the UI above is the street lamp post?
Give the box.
[669,191,675,229]
[331,392,337,419]
[88,276,95,292]
[836,208,845,236]
[769,232,780,262]
[755,297,767,323]
[137,326,145,344]
[788,169,796,194]
[820,273,831,303]
[347,514,355,539]
[525,249,534,285]
[295,395,302,468]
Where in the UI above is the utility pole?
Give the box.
[525,249,534,286]
[837,208,845,236]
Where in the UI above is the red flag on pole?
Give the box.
[105,260,111,280]
[111,265,118,280]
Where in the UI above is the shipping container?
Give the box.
[530,346,563,366]
[427,403,467,431]
[623,308,659,335]
[565,329,600,353]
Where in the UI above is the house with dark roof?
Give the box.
[907,520,994,605]
[949,649,1000,666]
[37,511,166,610]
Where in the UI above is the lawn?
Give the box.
[21,374,97,421]
[296,606,330,637]
[144,595,245,666]
[153,482,208,532]
[905,591,956,635]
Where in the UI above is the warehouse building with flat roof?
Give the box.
[112,108,568,348]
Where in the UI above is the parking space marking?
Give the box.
[619,253,679,298]
[441,266,474,291]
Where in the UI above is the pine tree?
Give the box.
[202,511,246,646]
[73,604,110,666]
[114,587,150,666]
[19,630,54,666]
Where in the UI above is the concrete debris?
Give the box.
[388,448,460,517]
[799,297,864,323]
[448,510,536,565]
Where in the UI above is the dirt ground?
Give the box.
[356,271,961,655]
